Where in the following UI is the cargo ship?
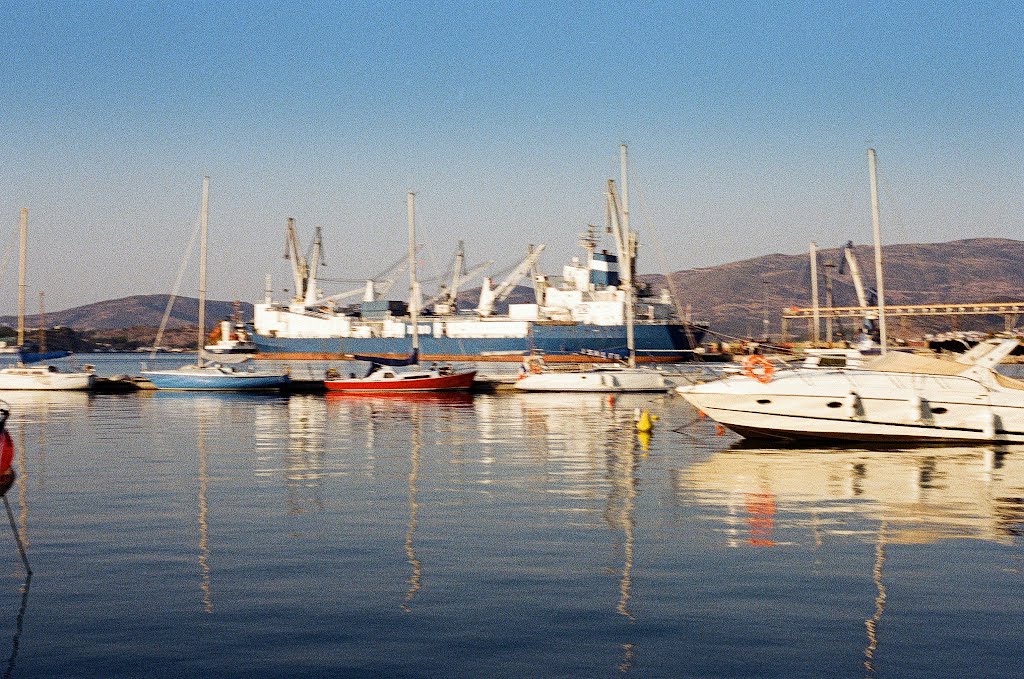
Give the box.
[252,178,707,363]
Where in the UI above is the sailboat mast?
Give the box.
[197,177,210,363]
[38,291,45,353]
[867,149,887,355]
[619,144,636,368]
[17,208,27,348]
[810,241,820,344]
[407,191,419,354]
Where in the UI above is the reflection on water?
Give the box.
[402,407,422,614]
[197,409,213,614]
[674,440,1024,677]
[674,444,1024,546]
[0,386,1022,677]
[864,522,887,674]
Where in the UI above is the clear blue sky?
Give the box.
[1,0,1021,313]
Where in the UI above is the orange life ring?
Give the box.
[741,355,774,383]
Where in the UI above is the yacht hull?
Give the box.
[0,370,94,391]
[325,370,476,392]
[515,368,674,393]
[141,369,289,391]
[679,366,1024,444]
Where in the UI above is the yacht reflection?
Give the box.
[499,393,672,500]
[674,444,1024,546]
[250,394,332,517]
[863,522,887,675]
[324,390,473,613]
[604,419,643,674]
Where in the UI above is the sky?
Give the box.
[0,0,1021,314]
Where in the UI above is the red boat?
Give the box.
[324,365,477,392]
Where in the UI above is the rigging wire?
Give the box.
[627,171,705,360]
[151,214,203,358]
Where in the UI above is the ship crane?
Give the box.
[837,240,877,331]
[312,247,422,307]
[476,244,546,317]
[283,218,326,306]
[426,241,494,315]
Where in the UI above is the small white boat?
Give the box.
[514,146,675,394]
[515,365,674,392]
[0,209,94,391]
[0,364,95,391]
[678,339,1024,443]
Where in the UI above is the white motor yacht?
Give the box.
[515,365,675,393]
[0,364,95,391]
[677,339,1024,443]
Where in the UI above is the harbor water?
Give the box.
[0,355,1020,676]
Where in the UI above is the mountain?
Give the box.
[658,238,1024,340]
[0,295,250,331]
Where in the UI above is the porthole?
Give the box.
[756,399,771,404]
[931,407,948,415]
[826,401,842,408]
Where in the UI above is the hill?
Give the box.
[0,295,251,331]
[659,238,1024,340]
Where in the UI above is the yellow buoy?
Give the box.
[636,409,654,433]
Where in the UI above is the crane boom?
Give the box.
[494,244,546,301]
[843,244,868,308]
[475,244,546,316]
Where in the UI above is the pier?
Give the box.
[781,301,1024,340]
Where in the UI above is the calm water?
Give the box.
[0,355,1020,676]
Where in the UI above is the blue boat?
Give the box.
[141,362,289,391]
[144,177,290,391]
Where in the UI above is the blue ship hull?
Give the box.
[251,322,707,362]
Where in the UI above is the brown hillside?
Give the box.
[0,295,251,331]
[658,238,1024,340]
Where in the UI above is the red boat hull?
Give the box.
[324,370,477,392]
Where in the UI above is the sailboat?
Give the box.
[0,209,94,391]
[515,146,675,393]
[142,178,289,391]
[324,193,476,392]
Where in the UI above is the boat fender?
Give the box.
[741,355,774,384]
[843,391,863,419]
[982,411,1000,440]
[636,409,656,433]
[908,394,932,423]
[0,431,12,475]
